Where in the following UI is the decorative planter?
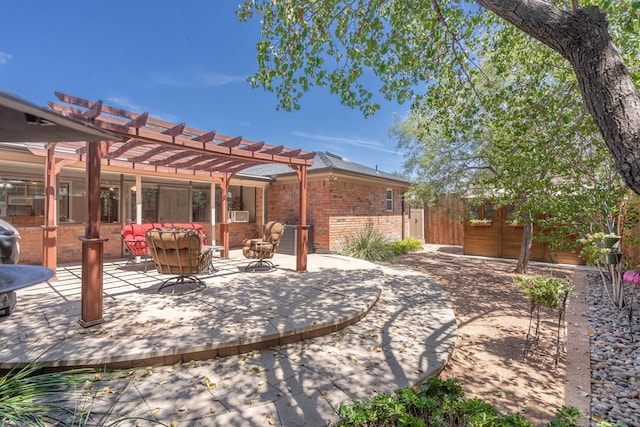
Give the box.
[469,220,492,227]
[596,235,621,249]
[602,235,621,249]
[600,251,622,265]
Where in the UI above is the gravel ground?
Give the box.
[586,272,640,426]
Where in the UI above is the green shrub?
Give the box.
[391,238,423,255]
[335,377,588,427]
[341,226,394,261]
[514,275,572,309]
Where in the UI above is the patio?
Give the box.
[0,251,457,425]
[1,251,382,369]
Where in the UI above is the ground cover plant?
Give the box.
[0,361,91,426]
[0,345,153,427]
[335,377,585,427]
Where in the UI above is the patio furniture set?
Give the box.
[123,221,286,294]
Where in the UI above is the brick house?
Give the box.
[0,144,410,263]
[243,152,411,253]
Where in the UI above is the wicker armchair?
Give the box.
[242,221,285,271]
[146,227,212,293]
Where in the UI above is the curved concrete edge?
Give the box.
[0,275,384,371]
[194,265,459,426]
[11,257,459,426]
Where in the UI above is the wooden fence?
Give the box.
[423,194,584,265]
[423,194,464,246]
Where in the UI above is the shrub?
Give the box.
[391,238,423,255]
[514,275,572,309]
[0,361,93,426]
[335,377,591,427]
[341,226,394,261]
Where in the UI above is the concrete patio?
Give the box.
[0,251,457,426]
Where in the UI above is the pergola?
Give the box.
[9,92,315,327]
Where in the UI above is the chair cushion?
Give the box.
[146,228,203,275]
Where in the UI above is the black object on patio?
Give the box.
[0,219,20,264]
[1,219,22,315]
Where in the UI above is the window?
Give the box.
[1,178,44,219]
[158,186,189,222]
[224,185,256,222]
[386,189,393,211]
[141,188,158,222]
[192,188,210,222]
[100,186,119,223]
[467,202,495,222]
[483,203,496,221]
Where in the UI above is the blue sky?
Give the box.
[0,1,409,174]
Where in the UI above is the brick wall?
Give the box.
[15,223,123,265]
[268,174,407,252]
[13,176,408,264]
[14,221,259,265]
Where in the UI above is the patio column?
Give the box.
[296,165,308,272]
[79,141,107,327]
[210,181,216,245]
[135,175,142,224]
[216,174,233,258]
[42,144,58,273]
[42,145,74,274]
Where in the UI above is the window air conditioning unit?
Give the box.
[8,196,33,206]
[230,210,249,222]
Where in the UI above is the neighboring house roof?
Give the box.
[241,151,410,185]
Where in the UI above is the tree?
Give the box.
[391,22,624,273]
[237,0,640,194]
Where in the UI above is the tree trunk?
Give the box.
[515,201,533,274]
[478,0,640,195]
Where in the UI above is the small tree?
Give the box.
[577,194,640,309]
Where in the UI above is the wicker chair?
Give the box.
[146,227,212,293]
[242,221,285,271]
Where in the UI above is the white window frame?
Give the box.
[386,189,393,211]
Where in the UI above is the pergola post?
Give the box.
[42,144,58,273]
[135,175,142,224]
[210,181,217,245]
[217,174,233,258]
[79,141,107,328]
[296,165,308,272]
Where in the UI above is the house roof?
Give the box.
[241,151,410,184]
[0,92,117,142]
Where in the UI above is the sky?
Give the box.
[0,1,409,174]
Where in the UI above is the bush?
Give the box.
[514,275,572,309]
[335,377,588,427]
[341,226,424,262]
[391,238,423,255]
[0,360,93,426]
[341,226,394,261]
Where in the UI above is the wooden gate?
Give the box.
[424,194,464,246]
[408,207,424,241]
